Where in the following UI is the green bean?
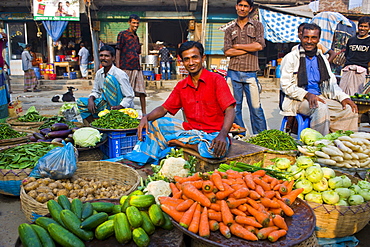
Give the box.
[0,124,27,140]
[246,129,297,151]
[91,110,139,129]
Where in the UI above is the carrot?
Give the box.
[188,203,202,234]
[253,176,271,191]
[279,184,288,195]
[229,223,258,241]
[260,197,280,209]
[218,171,228,179]
[208,211,222,222]
[179,201,198,228]
[247,198,262,211]
[252,170,266,177]
[230,208,247,217]
[209,219,220,231]
[273,183,282,191]
[270,178,279,190]
[201,172,211,180]
[199,207,210,238]
[215,183,235,200]
[203,192,217,203]
[158,196,184,205]
[235,177,246,185]
[244,174,256,190]
[267,216,275,227]
[182,183,211,207]
[209,203,221,211]
[175,182,182,191]
[246,204,270,227]
[220,200,234,226]
[202,180,214,193]
[226,173,243,179]
[269,208,283,216]
[211,172,225,191]
[170,182,180,195]
[268,229,287,242]
[230,183,245,191]
[245,225,256,234]
[275,191,282,200]
[272,214,288,230]
[286,180,295,194]
[234,215,263,228]
[181,172,202,183]
[176,199,194,212]
[282,188,304,206]
[231,187,250,199]
[183,180,203,189]
[237,204,247,212]
[248,190,261,200]
[160,204,185,223]
[256,226,279,240]
[276,200,294,217]
[255,184,266,197]
[264,191,276,199]
[226,198,248,209]
[221,178,234,185]
[174,176,184,183]
[262,174,274,183]
[219,222,231,238]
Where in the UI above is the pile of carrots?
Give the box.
[159,169,304,243]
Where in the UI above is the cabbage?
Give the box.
[328,177,343,189]
[305,166,324,183]
[295,156,314,169]
[73,127,102,147]
[300,128,324,145]
[348,194,365,205]
[334,188,352,199]
[322,190,340,205]
[274,158,291,170]
[305,191,323,204]
[340,175,352,188]
[287,165,305,180]
[359,190,370,201]
[312,178,329,191]
[358,181,370,190]
[295,179,313,194]
[335,199,349,206]
[349,184,361,194]
[321,167,336,179]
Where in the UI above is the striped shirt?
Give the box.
[224,19,265,72]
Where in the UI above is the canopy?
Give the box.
[42,21,68,42]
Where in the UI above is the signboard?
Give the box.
[33,0,80,21]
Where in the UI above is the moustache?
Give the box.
[100,60,108,63]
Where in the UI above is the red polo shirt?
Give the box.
[162,69,236,133]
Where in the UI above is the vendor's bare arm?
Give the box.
[137,106,168,140]
[211,106,235,157]
[233,42,263,52]
[115,49,120,68]
[304,92,325,108]
[341,98,358,113]
[87,96,96,113]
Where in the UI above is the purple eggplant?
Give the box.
[39,128,51,136]
[51,138,64,143]
[33,132,46,140]
[47,129,72,139]
[50,123,69,131]
[29,136,37,142]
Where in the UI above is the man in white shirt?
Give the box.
[78,42,89,79]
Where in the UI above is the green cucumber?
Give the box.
[47,223,84,247]
[47,200,66,227]
[81,202,94,220]
[112,204,122,214]
[129,195,156,208]
[121,190,144,213]
[35,217,60,230]
[91,202,115,213]
[148,204,165,226]
[80,212,109,230]
[18,223,42,247]
[161,212,174,230]
[126,206,143,228]
[57,195,71,210]
[95,219,115,240]
[108,214,116,221]
[114,213,132,244]
[30,224,56,247]
[71,198,83,219]
[60,209,94,241]
[140,211,156,235]
[132,227,150,247]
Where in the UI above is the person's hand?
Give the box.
[111,105,123,110]
[87,98,96,114]
[210,133,228,158]
[304,92,326,108]
[341,98,358,113]
[137,116,148,141]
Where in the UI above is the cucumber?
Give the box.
[140,211,156,235]
[47,223,84,247]
[132,227,150,247]
[126,206,143,228]
[112,204,122,214]
[95,219,115,240]
[60,209,94,241]
[47,200,66,227]
[81,202,94,220]
[148,204,165,226]
[71,198,83,219]
[35,217,60,230]
[91,202,115,213]
[18,223,42,247]
[108,214,116,221]
[114,213,132,244]
[131,190,145,196]
[30,224,56,247]
[57,195,71,210]
[121,190,144,212]
[161,212,174,230]
[130,195,156,208]
[80,212,109,230]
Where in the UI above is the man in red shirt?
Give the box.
[130,41,235,163]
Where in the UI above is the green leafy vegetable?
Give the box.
[0,124,27,140]
[246,129,297,151]
[91,110,140,129]
[72,127,101,147]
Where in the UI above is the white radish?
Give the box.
[314,139,333,146]
[344,163,353,168]
[351,152,359,159]
[343,153,352,160]
[316,158,336,166]
[314,151,330,159]
[350,132,370,140]
[297,146,315,156]
[321,146,343,157]
[355,153,368,159]
[338,135,355,143]
[331,156,344,162]
[334,139,351,153]
[341,141,356,150]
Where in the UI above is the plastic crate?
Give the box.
[100,129,144,159]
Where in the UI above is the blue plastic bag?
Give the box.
[30,142,77,179]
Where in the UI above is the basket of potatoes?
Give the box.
[20,161,140,222]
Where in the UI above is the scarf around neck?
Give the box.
[297,45,330,88]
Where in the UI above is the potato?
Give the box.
[57,189,69,197]
[46,192,54,200]
[28,190,37,199]
[48,182,58,190]
[78,190,87,198]
[40,178,52,185]
[73,184,81,190]
[24,182,39,192]
[36,186,51,194]
[69,192,78,199]
[52,188,59,195]
[22,177,36,186]
[86,188,95,195]
[55,181,64,189]
[65,183,73,191]
[36,193,48,203]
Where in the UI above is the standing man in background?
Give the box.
[157,41,173,80]
[224,0,267,135]
[116,14,146,115]
[78,42,90,79]
[22,44,40,92]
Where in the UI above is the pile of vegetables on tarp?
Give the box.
[91,109,140,129]
[0,123,27,140]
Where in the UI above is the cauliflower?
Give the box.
[144,180,171,204]
[159,157,189,180]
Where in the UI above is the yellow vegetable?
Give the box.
[98,109,110,117]
[119,108,139,118]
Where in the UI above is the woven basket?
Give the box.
[307,171,370,238]
[6,115,53,128]
[263,149,298,167]
[0,168,33,196]
[20,161,140,222]
[0,135,30,147]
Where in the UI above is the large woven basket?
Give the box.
[307,171,370,238]
[0,168,33,196]
[0,135,30,147]
[20,161,140,222]
[6,115,52,128]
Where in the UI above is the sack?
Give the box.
[8,98,23,117]
[30,142,78,179]
[60,104,83,123]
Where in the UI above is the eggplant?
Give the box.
[51,138,64,143]
[47,129,72,139]
[33,132,46,140]
[29,136,37,142]
[39,128,51,136]
[37,139,52,142]
[50,123,69,131]
[64,137,74,143]
[71,127,80,133]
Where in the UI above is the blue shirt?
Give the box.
[305,56,321,95]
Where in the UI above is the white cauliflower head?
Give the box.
[144,180,171,204]
[159,157,189,180]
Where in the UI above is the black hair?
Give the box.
[236,0,254,7]
[298,23,308,31]
[178,41,204,59]
[26,44,32,48]
[100,45,115,57]
[302,23,321,37]
[129,14,140,22]
[359,16,370,26]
